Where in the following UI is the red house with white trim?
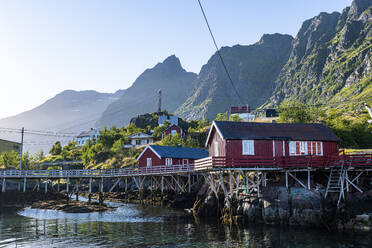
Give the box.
[162,125,184,138]
[137,145,209,167]
[205,121,340,160]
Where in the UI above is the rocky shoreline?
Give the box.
[0,191,113,213]
[1,180,371,232]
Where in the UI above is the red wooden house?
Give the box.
[162,125,184,139]
[205,121,340,161]
[137,145,209,167]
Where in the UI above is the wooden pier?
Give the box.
[0,154,371,207]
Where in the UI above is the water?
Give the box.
[0,200,371,248]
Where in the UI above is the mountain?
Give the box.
[0,89,124,154]
[267,0,372,108]
[176,34,293,120]
[96,55,197,127]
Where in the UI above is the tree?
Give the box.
[0,150,19,169]
[229,114,242,122]
[278,100,324,123]
[159,133,184,146]
[34,150,45,162]
[49,141,62,155]
[216,112,228,121]
[61,141,82,161]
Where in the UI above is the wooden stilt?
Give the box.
[285,171,288,189]
[2,178,6,192]
[188,173,191,193]
[23,178,26,192]
[44,180,48,193]
[66,177,69,193]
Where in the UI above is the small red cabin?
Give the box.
[162,125,184,138]
[205,121,340,160]
[137,145,209,167]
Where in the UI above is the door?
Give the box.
[274,140,284,157]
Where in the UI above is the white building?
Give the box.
[125,133,154,148]
[76,128,99,146]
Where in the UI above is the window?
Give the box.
[289,141,323,156]
[214,142,219,156]
[242,140,254,155]
[136,140,141,145]
[165,158,172,166]
[147,158,152,167]
[182,159,188,166]
[171,130,177,136]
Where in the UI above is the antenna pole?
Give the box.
[158,89,162,113]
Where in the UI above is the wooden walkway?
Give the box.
[0,165,195,179]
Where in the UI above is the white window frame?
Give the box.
[146,158,152,167]
[165,158,172,166]
[289,141,323,156]
[182,159,188,166]
[214,141,219,156]
[242,140,254,155]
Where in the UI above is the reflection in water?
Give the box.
[0,202,371,248]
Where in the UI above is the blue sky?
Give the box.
[0,0,351,119]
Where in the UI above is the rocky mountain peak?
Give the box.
[350,0,372,18]
[257,33,293,46]
[153,55,185,74]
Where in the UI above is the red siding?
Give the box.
[207,127,226,157]
[138,148,196,167]
[163,125,183,137]
[226,140,273,159]
[323,141,339,155]
[138,148,162,167]
[223,139,339,159]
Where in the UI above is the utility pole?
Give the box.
[19,127,24,170]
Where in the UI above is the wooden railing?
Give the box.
[0,165,195,178]
[194,154,372,170]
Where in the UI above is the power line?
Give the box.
[197,0,245,106]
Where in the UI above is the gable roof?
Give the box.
[138,145,209,160]
[77,129,98,138]
[206,121,340,145]
[127,132,153,139]
[158,115,178,126]
[162,124,182,133]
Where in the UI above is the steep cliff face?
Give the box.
[268,0,371,107]
[176,34,293,120]
[96,55,197,127]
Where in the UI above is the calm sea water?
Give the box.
[0,200,371,248]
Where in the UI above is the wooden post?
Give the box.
[66,177,69,193]
[125,177,128,192]
[57,179,60,192]
[229,172,233,198]
[256,172,260,197]
[100,178,104,193]
[37,179,40,192]
[23,178,27,192]
[161,176,164,193]
[285,171,288,189]
[44,180,48,193]
[89,178,92,193]
[307,168,311,190]
[76,181,79,201]
[188,173,191,193]
[2,178,5,192]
